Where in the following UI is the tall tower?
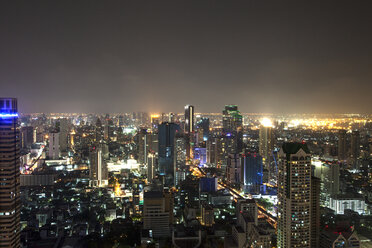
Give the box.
[48,132,60,160]
[0,98,20,247]
[158,122,180,186]
[259,118,274,164]
[184,105,194,134]
[350,130,360,168]
[338,129,347,162]
[222,105,243,156]
[278,142,311,248]
[89,145,108,187]
[184,105,195,162]
[310,176,320,248]
[59,118,69,153]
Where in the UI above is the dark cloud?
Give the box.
[1,0,371,113]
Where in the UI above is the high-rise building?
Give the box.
[277,142,311,248]
[59,118,69,153]
[136,128,149,165]
[48,132,60,160]
[184,105,194,134]
[184,105,195,162]
[311,176,320,248]
[143,189,173,238]
[313,160,340,206]
[222,105,243,155]
[197,117,210,143]
[158,122,180,186]
[0,98,21,247]
[241,152,263,194]
[350,130,360,168]
[259,119,275,165]
[95,118,103,142]
[338,129,347,162]
[226,153,242,185]
[89,145,108,187]
[21,126,33,149]
[147,153,156,182]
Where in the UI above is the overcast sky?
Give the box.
[1,0,371,113]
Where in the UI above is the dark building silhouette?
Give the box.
[158,122,180,186]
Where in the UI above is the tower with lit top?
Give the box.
[0,98,20,247]
[277,142,311,248]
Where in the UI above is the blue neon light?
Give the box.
[0,113,18,118]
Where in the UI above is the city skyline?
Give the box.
[1,0,372,114]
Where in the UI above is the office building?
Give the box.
[226,153,242,185]
[184,105,194,134]
[222,105,243,154]
[277,142,311,248]
[197,117,210,143]
[0,98,21,248]
[89,145,108,187]
[200,177,218,192]
[136,128,149,165]
[158,122,180,186]
[259,119,275,165]
[311,176,320,248]
[143,189,173,238]
[241,152,263,194]
[350,130,360,168]
[95,118,103,142]
[48,132,60,160]
[20,126,33,149]
[313,160,340,206]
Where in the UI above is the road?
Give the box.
[191,165,277,228]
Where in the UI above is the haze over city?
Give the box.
[1,0,372,113]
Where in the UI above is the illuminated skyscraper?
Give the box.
[184,105,195,162]
[158,122,180,186]
[136,128,149,165]
[0,98,20,247]
[259,118,274,164]
[222,105,243,156]
[278,142,311,248]
[89,145,108,187]
[184,105,194,134]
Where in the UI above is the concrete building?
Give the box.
[143,189,173,238]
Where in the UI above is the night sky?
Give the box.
[1,1,371,114]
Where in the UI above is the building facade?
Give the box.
[277,142,311,248]
[0,98,21,247]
